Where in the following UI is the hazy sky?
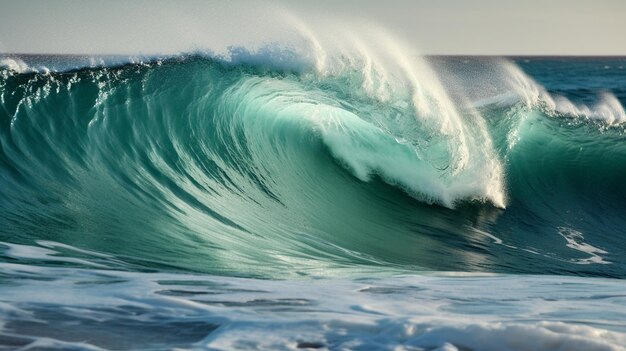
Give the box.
[1,0,624,55]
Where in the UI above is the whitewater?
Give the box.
[1,21,626,350]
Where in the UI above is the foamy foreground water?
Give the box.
[1,259,625,350]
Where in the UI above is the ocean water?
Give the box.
[1,50,626,350]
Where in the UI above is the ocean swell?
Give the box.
[1,51,625,279]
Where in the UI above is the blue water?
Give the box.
[0,52,625,350]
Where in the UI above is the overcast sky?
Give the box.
[1,0,624,55]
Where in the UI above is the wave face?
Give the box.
[1,55,626,279]
[2,52,626,350]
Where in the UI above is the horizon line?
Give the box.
[3,52,626,59]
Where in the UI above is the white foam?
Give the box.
[0,57,30,73]
[558,227,610,265]
[2,242,110,268]
[1,261,625,351]
[266,18,506,208]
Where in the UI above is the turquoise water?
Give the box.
[1,53,626,350]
